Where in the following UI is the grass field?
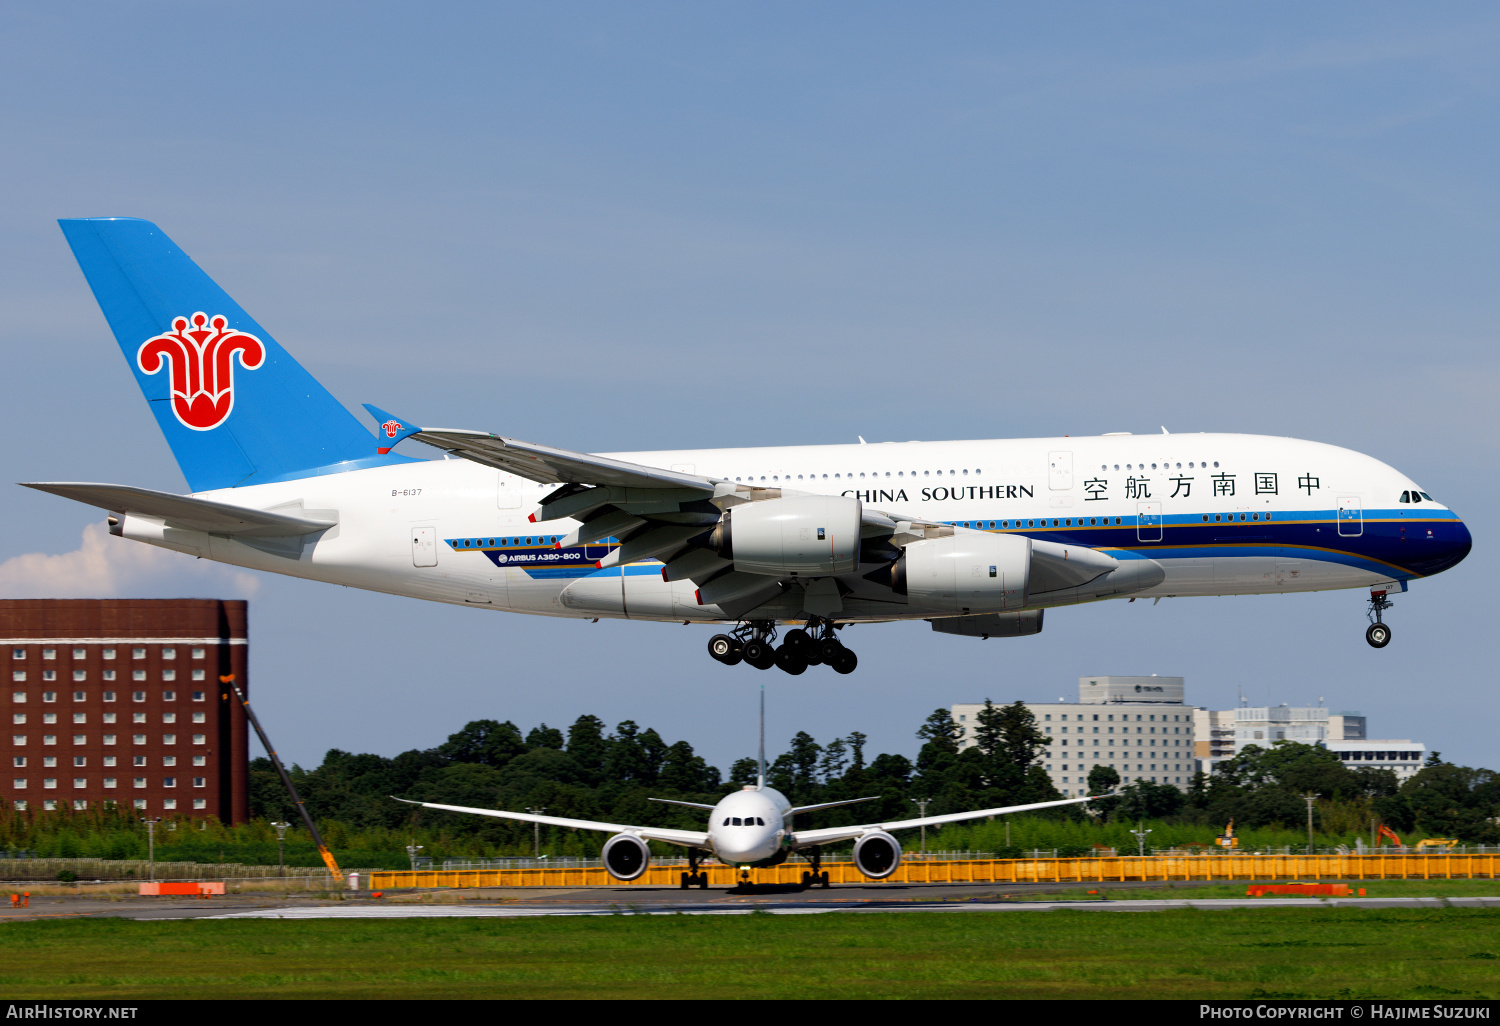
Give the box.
[997,879,1500,901]
[3,907,1500,999]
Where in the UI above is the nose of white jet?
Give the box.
[714,826,781,864]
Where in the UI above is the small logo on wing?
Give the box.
[382,420,403,439]
[137,313,265,431]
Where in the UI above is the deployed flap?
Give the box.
[22,482,336,538]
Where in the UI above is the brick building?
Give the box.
[1,600,249,823]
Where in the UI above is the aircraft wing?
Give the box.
[395,799,710,848]
[20,482,336,538]
[789,794,1099,848]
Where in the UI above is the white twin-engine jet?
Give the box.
[397,692,1099,887]
[31,219,1472,674]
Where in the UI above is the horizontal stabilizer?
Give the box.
[21,482,336,538]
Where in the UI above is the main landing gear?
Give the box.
[707,618,858,675]
[679,849,710,890]
[800,849,831,890]
[1365,589,1394,649]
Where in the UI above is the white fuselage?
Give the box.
[121,432,1470,624]
[705,786,792,865]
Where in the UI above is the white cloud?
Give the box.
[0,523,260,599]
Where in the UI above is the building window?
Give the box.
[192,799,206,810]
[71,648,85,660]
[102,648,115,660]
[191,756,205,767]
[11,714,23,725]
[11,779,24,790]
[13,801,24,810]
[162,647,176,660]
[132,671,146,682]
[42,713,55,724]
[162,691,176,702]
[191,670,205,681]
[162,671,176,682]
[162,756,176,767]
[103,713,116,724]
[72,713,86,724]
[133,756,146,767]
[132,648,145,660]
[132,799,145,810]
[71,670,86,682]
[163,734,176,745]
[192,692,205,702]
[103,778,116,789]
[163,777,176,788]
[72,735,85,745]
[192,777,205,788]
[42,757,55,768]
[133,778,146,788]
[72,799,86,810]
[42,671,56,682]
[102,756,115,767]
[42,649,55,660]
[132,713,145,724]
[102,670,116,682]
[191,712,205,724]
[163,799,177,810]
[163,712,177,724]
[12,672,24,683]
[132,692,145,703]
[10,649,23,660]
[102,691,115,702]
[192,734,206,745]
[191,648,205,660]
[12,757,23,768]
[11,736,24,746]
[132,735,146,745]
[42,800,56,811]
[102,734,115,746]
[73,778,86,789]
[42,778,56,789]
[42,735,55,746]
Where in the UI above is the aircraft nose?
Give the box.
[1418,516,1472,576]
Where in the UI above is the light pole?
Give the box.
[1303,793,1318,854]
[526,808,546,859]
[1130,825,1152,857]
[270,821,289,876]
[406,841,424,872]
[143,818,161,881]
[909,798,931,856]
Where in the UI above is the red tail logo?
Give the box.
[137,313,265,431]
[383,420,403,439]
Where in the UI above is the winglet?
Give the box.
[363,404,423,455]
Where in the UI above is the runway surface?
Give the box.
[200,895,1500,919]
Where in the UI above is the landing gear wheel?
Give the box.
[783,628,813,652]
[800,871,811,888]
[742,639,776,670]
[774,644,808,675]
[680,872,692,889]
[831,648,858,675]
[708,634,742,665]
[820,871,831,889]
[1366,623,1392,649]
[818,638,845,663]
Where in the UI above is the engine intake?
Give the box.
[853,831,902,879]
[602,833,651,881]
[713,495,862,576]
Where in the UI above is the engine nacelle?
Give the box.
[602,833,651,881]
[887,531,1030,613]
[852,830,902,879]
[713,495,862,576]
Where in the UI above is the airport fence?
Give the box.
[0,858,369,883]
[369,852,1500,890]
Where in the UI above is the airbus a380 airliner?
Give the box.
[29,219,1472,675]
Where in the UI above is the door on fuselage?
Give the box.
[1337,497,1363,537]
[1136,501,1162,543]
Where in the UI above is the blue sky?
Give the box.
[1,3,1496,773]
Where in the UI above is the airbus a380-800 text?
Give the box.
[28,219,1472,674]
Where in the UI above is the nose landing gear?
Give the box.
[679,850,711,890]
[1366,589,1394,649]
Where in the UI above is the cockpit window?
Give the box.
[1400,491,1411,503]
[756,817,765,825]
[732,817,743,826]
[1420,492,1434,501]
[722,818,730,826]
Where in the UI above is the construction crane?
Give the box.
[221,674,344,884]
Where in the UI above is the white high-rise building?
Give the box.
[952,676,1198,797]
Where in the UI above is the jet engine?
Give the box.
[602,833,652,881]
[883,531,1031,613]
[852,830,902,879]
[712,495,862,576]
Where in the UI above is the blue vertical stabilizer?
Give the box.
[58,217,413,492]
